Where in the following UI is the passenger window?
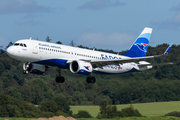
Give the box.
[24,44,27,47]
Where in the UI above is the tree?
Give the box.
[165,111,180,117]
[7,87,22,100]
[0,46,5,54]
[6,41,13,49]
[118,105,142,117]
[0,93,42,118]
[46,36,51,42]
[56,41,62,44]
[69,40,76,46]
[98,100,107,118]
[74,110,92,118]
[0,62,5,75]
[53,95,72,115]
[38,100,58,114]
[32,79,53,100]
[98,100,118,118]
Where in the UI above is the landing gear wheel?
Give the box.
[23,70,28,74]
[86,77,91,83]
[55,68,65,83]
[86,76,96,83]
[55,76,65,83]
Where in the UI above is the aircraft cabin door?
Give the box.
[32,41,38,54]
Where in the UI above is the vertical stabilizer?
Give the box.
[123,27,153,57]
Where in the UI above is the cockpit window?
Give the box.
[14,43,20,46]
[20,44,23,47]
[14,43,27,47]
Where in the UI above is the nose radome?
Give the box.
[7,46,14,56]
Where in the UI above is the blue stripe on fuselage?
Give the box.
[34,59,69,69]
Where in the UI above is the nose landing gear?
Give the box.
[55,68,65,83]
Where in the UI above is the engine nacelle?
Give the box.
[70,60,93,74]
[23,62,47,75]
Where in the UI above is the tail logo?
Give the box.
[118,66,122,70]
[134,43,148,52]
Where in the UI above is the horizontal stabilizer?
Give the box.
[138,62,173,67]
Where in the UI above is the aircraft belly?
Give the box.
[94,63,139,74]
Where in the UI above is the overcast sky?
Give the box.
[0,0,180,52]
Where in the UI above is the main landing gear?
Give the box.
[55,68,96,84]
[55,76,65,83]
[55,75,96,84]
[86,76,96,83]
[55,68,65,83]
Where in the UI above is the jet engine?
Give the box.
[23,62,47,75]
[70,60,93,74]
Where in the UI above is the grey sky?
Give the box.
[77,0,125,10]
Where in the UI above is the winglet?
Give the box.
[164,43,173,55]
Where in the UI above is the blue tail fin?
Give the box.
[123,27,153,57]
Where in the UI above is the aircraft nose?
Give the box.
[7,46,14,56]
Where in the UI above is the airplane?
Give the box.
[7,27,173,83]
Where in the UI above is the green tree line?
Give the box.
[0,43,180,106]
[0,93,72,117]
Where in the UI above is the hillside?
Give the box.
[0,43,180,106]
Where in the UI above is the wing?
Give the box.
[66,44,173,68]
[89,44,173,67]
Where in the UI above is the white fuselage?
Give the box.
[7,39,152,75]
